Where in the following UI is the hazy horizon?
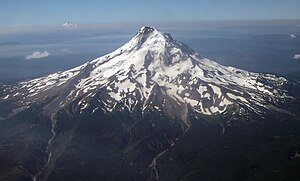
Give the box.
[1,1,300,82]
[1,21,300,82]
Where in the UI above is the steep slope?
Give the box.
[0,27,300,181]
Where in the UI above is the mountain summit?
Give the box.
[61,21,78,29]
[0,27,299,181]
[1,26,290,119]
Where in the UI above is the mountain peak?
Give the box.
[1,27,290,119]
[134,26,173,45]
[138,26,156,33]
[61,21,78,30]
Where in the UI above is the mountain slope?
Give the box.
[0,27,300,181]
[1,27,291,118]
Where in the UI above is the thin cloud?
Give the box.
[62,48,72,53]
[25,51,50,60]
[293,54,300,60]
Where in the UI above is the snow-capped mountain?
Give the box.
[1,26,291,120]
[61,21,78,29]
[1,27,300,181]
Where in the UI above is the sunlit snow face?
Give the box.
[1,27,290,117]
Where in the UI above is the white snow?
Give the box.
[5,26,289,117]
[61,22,78,30]
[3,95,9,99]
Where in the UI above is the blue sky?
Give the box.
[0,0,300,26]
